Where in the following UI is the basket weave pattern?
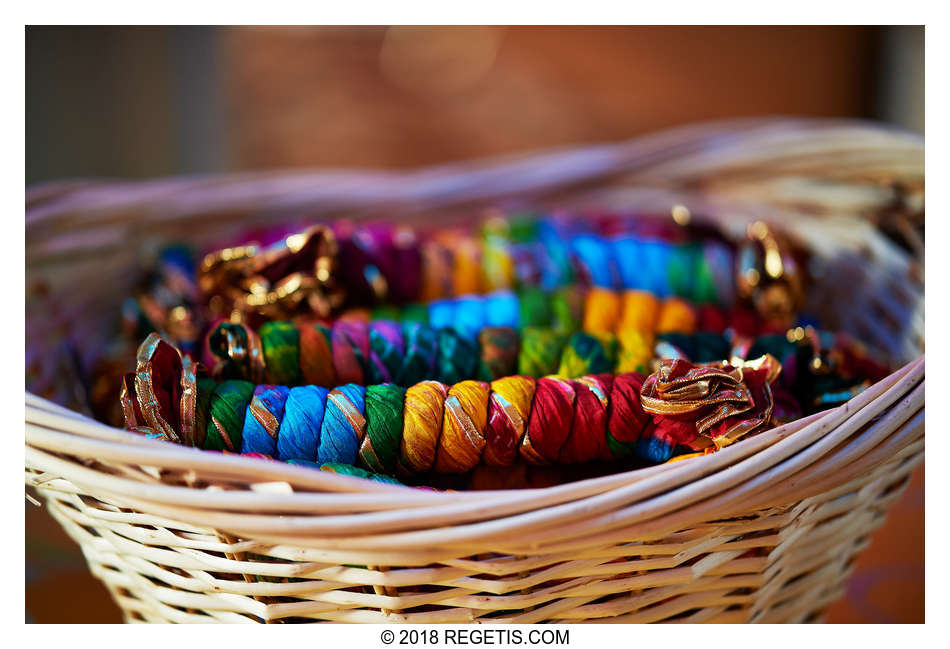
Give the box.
[25,119,924,623]
[32,436,922,623]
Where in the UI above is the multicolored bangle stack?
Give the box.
[113,208,884,489]
[116,209,803,353]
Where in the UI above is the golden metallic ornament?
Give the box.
[199,225,345,322]
[640,354,781,446]
[735,221,805,326]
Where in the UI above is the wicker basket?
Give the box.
[25,118,924,623]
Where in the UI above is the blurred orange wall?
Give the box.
[223,26,878,169]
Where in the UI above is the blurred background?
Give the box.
[25,25,924,623]
[27,26,923,184]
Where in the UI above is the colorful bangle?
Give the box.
[198,212,741,322]
[200,283,776,389]
[124,334,784,475]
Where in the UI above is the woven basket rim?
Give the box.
[25,116,923,221]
